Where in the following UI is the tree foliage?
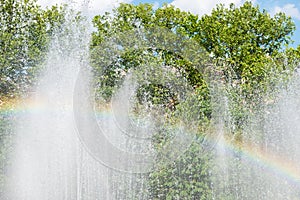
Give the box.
[89,2,300,199]
[0,0,65,96]
[197,1,295,84]
[0,0,300,199]
[91,3,211,106]
[193,1,298,132]
[91,3,215,198]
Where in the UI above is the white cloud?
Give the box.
[153,1,160,10]
[37,0,132,14]
[170,0,255,16]
[274,4,300,20]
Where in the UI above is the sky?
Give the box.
[37,0,300,48]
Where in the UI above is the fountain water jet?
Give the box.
[4,2,193,199]
[4,5,149,199]
[5,1,300,199]
[212,73,300,199]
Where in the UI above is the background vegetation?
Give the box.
[1,0,300,198]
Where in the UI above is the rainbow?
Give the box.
[210,134,300,186]
[2,98,300,187]
[0,97,45,116]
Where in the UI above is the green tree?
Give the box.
[90,2,298,198]
[91,3,210,102]
[194,1,296,133]
[91,3,214,199]
[0,0,65,96]
[197,1,295,85]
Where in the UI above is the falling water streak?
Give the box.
[5,6,87,199]
[6,0,300,199]
[4,1,154,198]
[211,70,300,199]
[208,76,233,200]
